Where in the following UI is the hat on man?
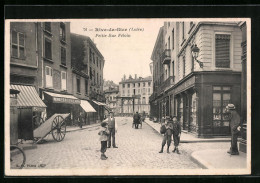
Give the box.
[226,103,236,110]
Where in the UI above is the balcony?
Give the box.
[157,76,175,94]
[161,49,171,65]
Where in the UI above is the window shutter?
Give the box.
[215,34,230,68]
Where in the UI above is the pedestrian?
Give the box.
[159,116,173,153]
[78,112,83,128]
[133,111,141,129]
[98,122,110,160]
[225,104,241,155]
[107,112,118,148]
[171,116,181,154]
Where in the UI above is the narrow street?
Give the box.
[22,117,229,169]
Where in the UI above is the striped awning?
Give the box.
[10,85,46,108]
[80,100,96,113]
[93,100,106,106]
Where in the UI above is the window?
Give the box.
[76,77,81,93]
[138,83,140,87]
[97,58,99,67]
[122,90,125,96]
[97,73,99,85]
[93,70,95,83]
[142,88,146,95]
[89,48,92,63]
[148,82,151,87]
[45,66,53,88]
[44,38,52,60]
[183,56,186,77]
[85,79,88,95]
[143,82,145,87]
[44,22,51,33]
[100,76,102,85]
[172,29,174,50]
[128,89,130,96]
[213,86,231,127]
[138,89,140,94]
[60,23,66,42]
[215,34,231,68]
[191,55,194,72]
[182,22,185,41]
[93,53,95,64]
[123,84,125,88]
[11,30,25,59]
[142,97,146,104]
[90,67,92,79]
[61,47,66,66]
[61,71,67,90]
[128,84,130,88]
[133,89,136,95]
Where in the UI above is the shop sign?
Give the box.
[175,76,195,94]
[32,107,46,112]
[53,97,81,104]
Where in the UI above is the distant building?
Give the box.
[103,80,118,91]
[119,74,153,115]
[104,86,119,115]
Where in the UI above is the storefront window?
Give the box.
[190,93,197,129]
[213,86,231,127]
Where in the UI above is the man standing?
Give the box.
[172,116,181,154]
[225,104,241,155]
[133,112,141,129]
[107,112,118,148]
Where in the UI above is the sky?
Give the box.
[71,19,165,84]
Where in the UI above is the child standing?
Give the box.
[172,116,181,154]
[98,122,110,160]
[159,116,173,153]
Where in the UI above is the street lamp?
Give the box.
[191,44,203,68]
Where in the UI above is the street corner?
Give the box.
[190,149,247,169]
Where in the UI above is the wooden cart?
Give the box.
[33,113,70,143]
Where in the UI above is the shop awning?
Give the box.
[93,100,106,106]
[44,91,80,104]
[10,85,46,108]
[80,100,96,113]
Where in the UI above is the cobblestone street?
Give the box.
[21,117,229,169]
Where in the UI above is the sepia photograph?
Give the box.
[4,18,251,176]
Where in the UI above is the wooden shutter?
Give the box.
[215,34,230,68]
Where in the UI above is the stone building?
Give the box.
[150,21,242,137]
[119,74,153,115]
[104,86,120,115]
[71,33,106,123]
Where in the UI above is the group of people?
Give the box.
[159,116,181,154]
[97,103,242,160]
[98,112,118,160]
[133,111,145,129]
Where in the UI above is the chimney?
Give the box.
[123,74,126,81]
[135,74,137,79]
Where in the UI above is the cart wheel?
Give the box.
[51,115,66,142]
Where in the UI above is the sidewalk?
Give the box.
[66,122,101,133]
[191,149,247,169]
[145,119,231,143]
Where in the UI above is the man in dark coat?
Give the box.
[159,116,173,153]
[225,104,241,155]
[107,112,118,148]
[171,116,181,154]
[133,112,141,129]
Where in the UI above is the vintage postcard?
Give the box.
[5,18,251,176]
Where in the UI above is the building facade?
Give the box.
[104,86,120,115]
[119,75,153,115]
[150,21,242,137]
[71,33,106,123]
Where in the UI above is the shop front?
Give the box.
[92,100,106,123]
[43,91,80,126]
[10,85,47,140]
[79,99,96,125]
[174,71,241,137]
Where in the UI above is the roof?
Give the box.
[71,33,104,59]
[119,76,152,84]
[10,85,46,108]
